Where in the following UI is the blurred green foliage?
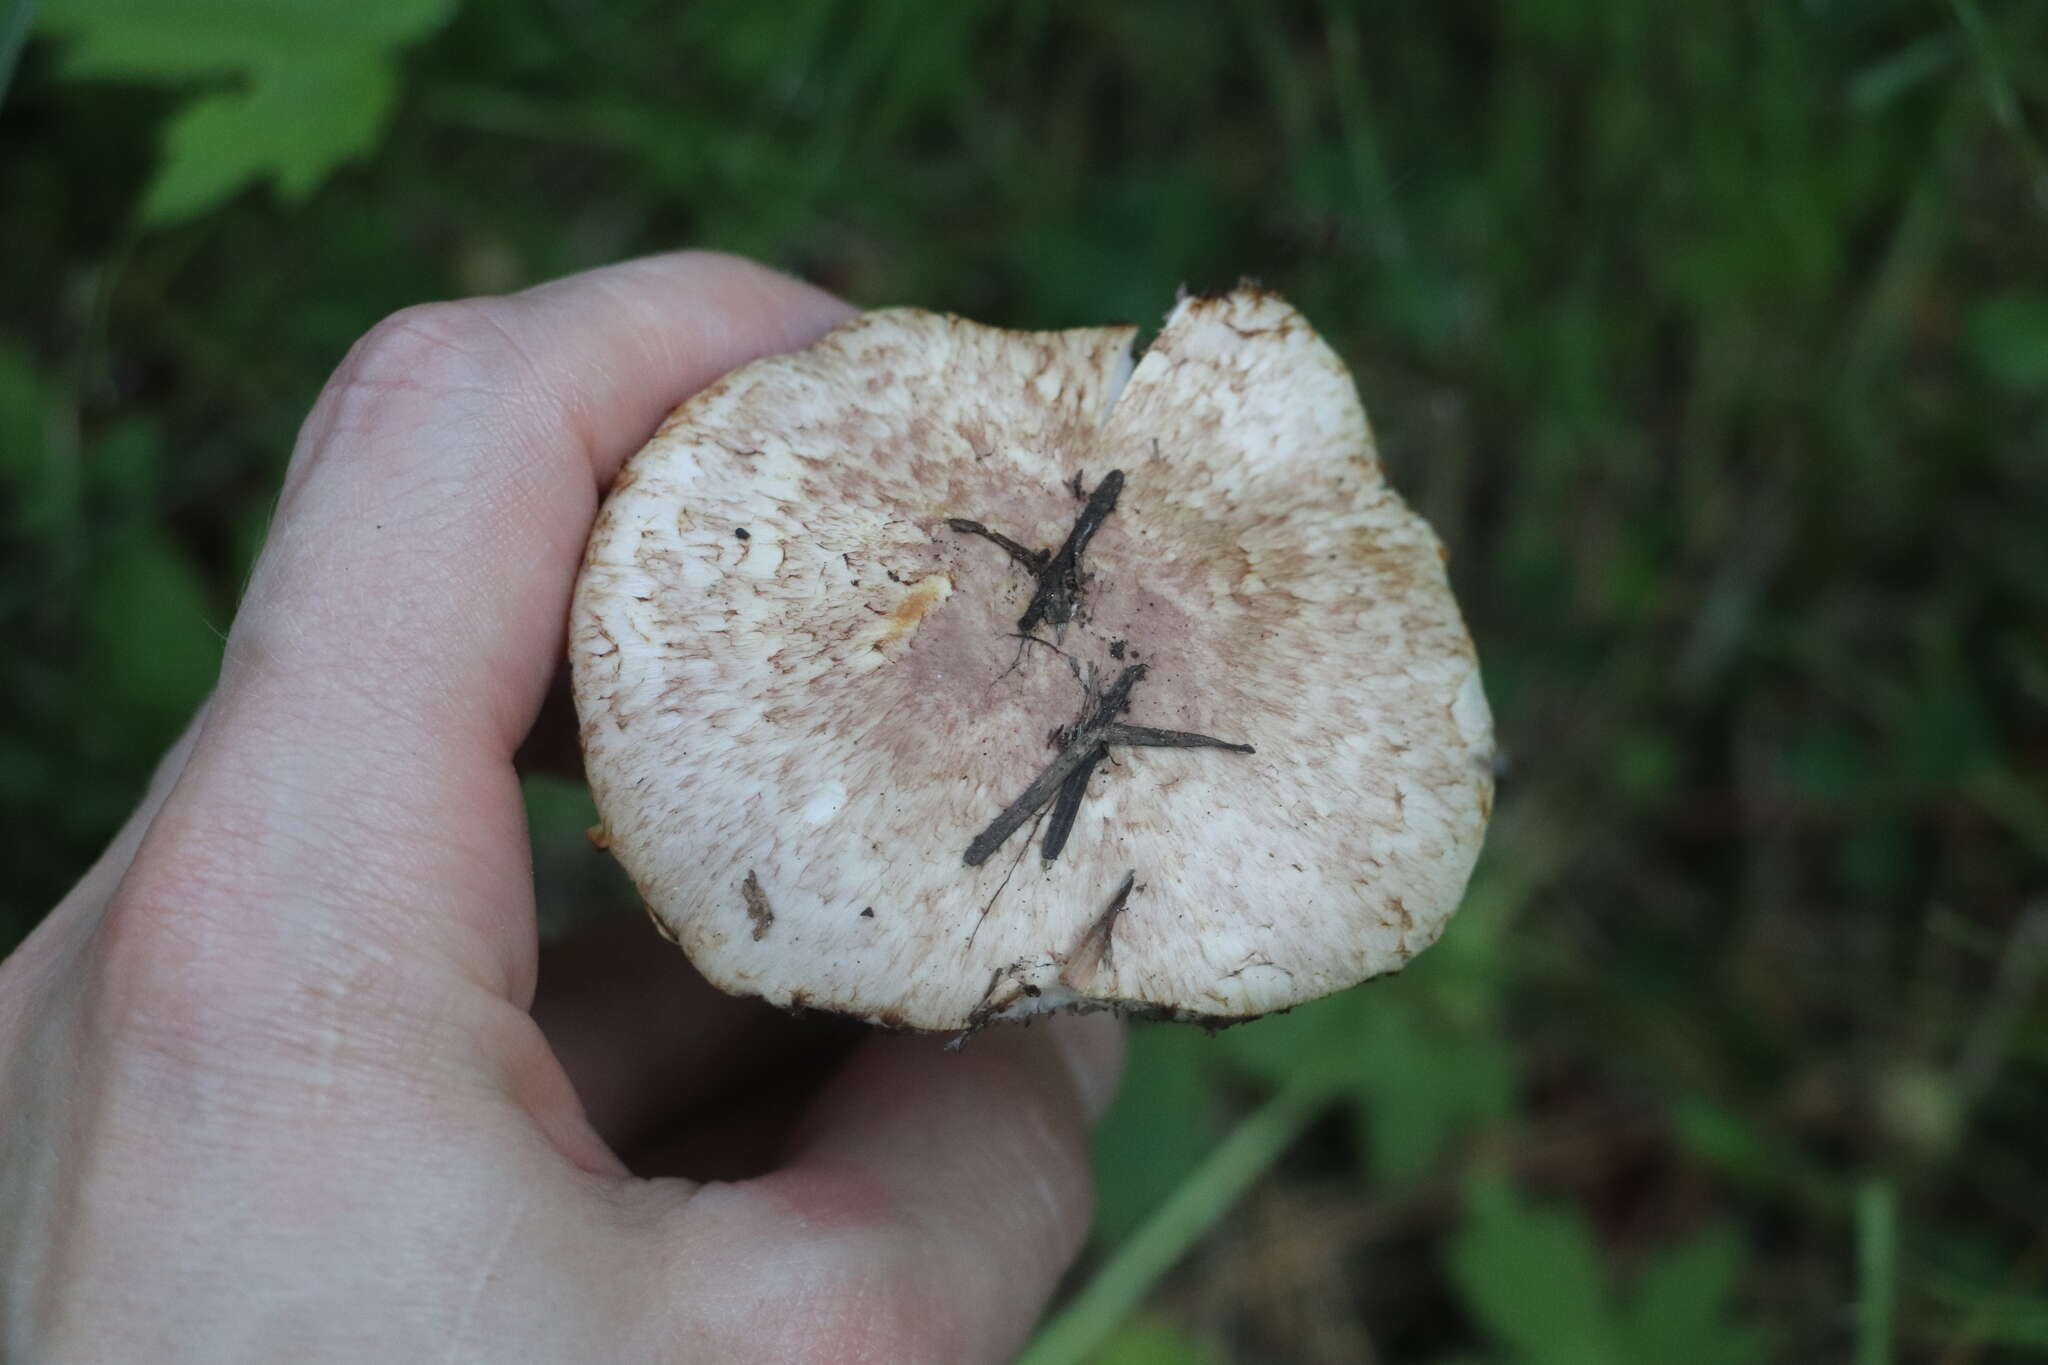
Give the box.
[1447,1175,1768,1365]
[5,0,2047,1358]
[38,0,457,222]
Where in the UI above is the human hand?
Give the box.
[0,253,1122,1363]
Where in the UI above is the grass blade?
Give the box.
[1857,1180,1898,1365]
[1020,1073,1336,1365]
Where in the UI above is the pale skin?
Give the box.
[0,253,1122,1363]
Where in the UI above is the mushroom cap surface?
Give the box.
[571,288,1494,1031]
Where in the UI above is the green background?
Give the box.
[5,0,2047,1359]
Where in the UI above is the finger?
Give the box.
[531,911,858,1151]
[653,1015,1123,1363]
[113,254,855,1013]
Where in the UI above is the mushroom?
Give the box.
[570,286,1493,1032]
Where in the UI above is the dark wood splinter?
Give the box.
[948,469,1124,635]
[963,662,1255,867]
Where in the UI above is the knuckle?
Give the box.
[283,295,554,514]
[344,299,526,395]
[312,298,539,448]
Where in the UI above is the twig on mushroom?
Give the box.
[948,469,1125,636]
[963,662,1255,868]
[942,519,1047,573]
[965,802,1053,949]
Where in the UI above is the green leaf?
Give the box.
[1448,1175,1771,1365]
[140,58,398,223]
[1621,1225,1771,1365]
[1350,1000,1514,1186]
[1218,939,1513,1188]
[38,0,456,224]
[1448,1173,1623,1365]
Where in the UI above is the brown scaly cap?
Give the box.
[570,287,1494,1032]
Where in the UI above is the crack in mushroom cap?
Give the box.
[570,287,1495,1032]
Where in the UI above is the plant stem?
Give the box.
[1857,1179,1899,1365]
[1019,1073,1337,1365]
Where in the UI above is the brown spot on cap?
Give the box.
[865,573,951,654]
[742,870,775,941]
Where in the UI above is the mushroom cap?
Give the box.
[570,287,1494,1031]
